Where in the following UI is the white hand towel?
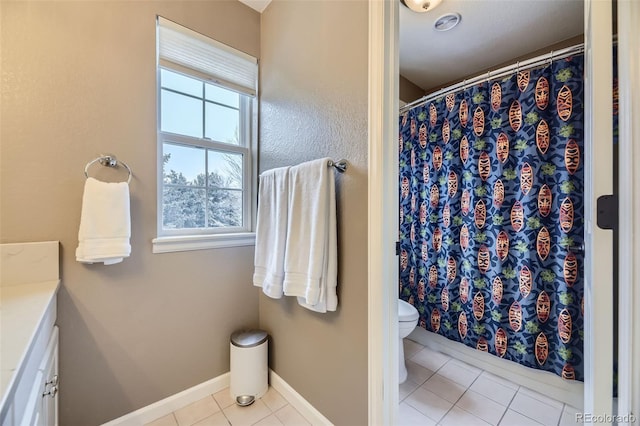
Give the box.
[253,166,290,298]
[76,177,131,265]
[283,158,338,312]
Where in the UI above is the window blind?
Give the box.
[157,16,258,97]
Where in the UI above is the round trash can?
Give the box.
[230,329,268,406]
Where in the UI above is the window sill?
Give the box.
[152,232,255,254]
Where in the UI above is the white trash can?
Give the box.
[230,329,268,406]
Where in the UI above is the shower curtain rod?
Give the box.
[400,43,585,114]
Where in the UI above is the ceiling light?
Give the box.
[400,0,443,13]
[434,12,461,31]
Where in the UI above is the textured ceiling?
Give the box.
[400,0,584,91]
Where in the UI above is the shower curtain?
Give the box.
[399,54,584,381]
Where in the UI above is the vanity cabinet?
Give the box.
[39,328,59,426]
[20,327,59,426]
[0,241,60,426]
[0,294,58,426]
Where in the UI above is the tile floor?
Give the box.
[145,386,309,426]
[399,339,581,426]
[146,339,582,426]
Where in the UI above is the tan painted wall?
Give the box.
[0,2,260,424]
[258,1,369,424]
[400,75,425,103]
[423,35,584,94]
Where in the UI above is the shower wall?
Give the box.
[400,76,425,104]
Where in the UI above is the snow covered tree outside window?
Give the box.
[162,148,243,229]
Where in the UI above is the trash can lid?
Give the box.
[231,329,268,348]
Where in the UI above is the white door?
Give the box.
[583,0,615,418]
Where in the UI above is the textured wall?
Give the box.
[258,1,369,424]
[0,2,260,424]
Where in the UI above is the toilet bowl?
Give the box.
[398,299,419,384]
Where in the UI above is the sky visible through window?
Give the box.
[161,69,242,185]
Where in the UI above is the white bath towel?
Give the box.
[295,182,337,313]
[253,166,290,298]
[283,158,338,312]
[76,177,131,265]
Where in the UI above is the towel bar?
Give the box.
[84,154,132,184]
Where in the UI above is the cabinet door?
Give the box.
[19,371,43,426]
[1,406,14,426]
[38,326,59,426]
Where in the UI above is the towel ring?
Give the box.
[84,154,132,184]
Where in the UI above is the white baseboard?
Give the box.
[408,327,584,409]
[268,370,333,426]
[101,373,230,426]
[101,370,332,426]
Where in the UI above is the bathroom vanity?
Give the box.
[0,242,60,426]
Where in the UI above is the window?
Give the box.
[153,17,257,253]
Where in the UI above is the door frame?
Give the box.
[616,0,640,422]
[583,0,614,418]
[367,0,399,424]
[367,0,626,422]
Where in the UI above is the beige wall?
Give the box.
[400,75,425,104]
[0,2,260,425]
[258,1,369,424]
[424,35,584,94]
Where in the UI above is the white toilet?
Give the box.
[398,299,419,384]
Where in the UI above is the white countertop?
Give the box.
[0,280,59,409]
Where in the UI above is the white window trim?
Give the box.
[152,232,256,253]
[154,19,258,253]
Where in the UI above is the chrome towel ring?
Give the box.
[84,154,132,184]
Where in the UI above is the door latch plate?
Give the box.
[597,194,618,230]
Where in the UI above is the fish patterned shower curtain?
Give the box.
[399,54,585,381]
